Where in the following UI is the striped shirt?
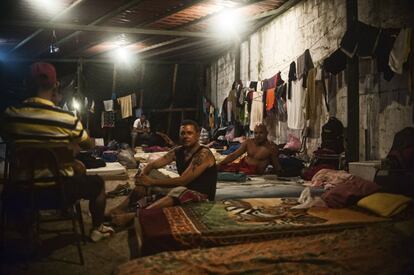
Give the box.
[2,97,89,145]
[2,97,90,178]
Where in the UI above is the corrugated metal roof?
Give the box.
[1,0,290,63]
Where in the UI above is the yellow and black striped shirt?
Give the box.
[2,97,89,145]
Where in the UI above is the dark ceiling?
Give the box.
[0,0,296,64]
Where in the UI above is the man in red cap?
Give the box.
[2,62,114,242]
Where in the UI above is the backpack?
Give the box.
[321,117,344,153]
[386,127,414,170]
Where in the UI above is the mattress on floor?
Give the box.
[216,176,324,200]
[134,151,168,163]
[119,222,414,275]
[146,170,324,200]
[130,197,391,257]
[86,162,128,180]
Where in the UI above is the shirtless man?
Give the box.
[218,124,282,175]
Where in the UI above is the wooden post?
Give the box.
[139,63,145,109]
[167,64,179,135]
[108,62,117,142]
[346,0,359,162]
[234,44,241,82]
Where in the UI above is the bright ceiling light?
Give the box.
[115,47,129,63]
[213,9,243,35]
[27,0,64,15]
[114,46,137,65]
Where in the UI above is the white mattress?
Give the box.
[86,162,127,176]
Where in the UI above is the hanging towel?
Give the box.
[389,28,412,74]
[103,100,114,111]
[287,80,306,130]
[117,95,133,119]
[249,91,263,131]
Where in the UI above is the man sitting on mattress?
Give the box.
[218,124,282,175]
[109,120,217,226]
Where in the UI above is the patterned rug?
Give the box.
[133,198,388,256]
[119,222,414,275]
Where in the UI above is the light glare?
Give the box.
[72,98,80,111]
[28,0,64,15]
[115,47,131,64]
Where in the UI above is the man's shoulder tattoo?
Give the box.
[191,149,209,171]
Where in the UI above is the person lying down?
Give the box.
[107,120,217,226]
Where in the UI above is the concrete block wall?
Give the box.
[207,51,236,109]
[206,0,414,159]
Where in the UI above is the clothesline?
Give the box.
[269,17,346,77]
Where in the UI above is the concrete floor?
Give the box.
[1,170,137,275]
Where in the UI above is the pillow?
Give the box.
[357,193,412,217]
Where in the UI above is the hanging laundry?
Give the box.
[238,87,247,107]
[305,68,327,138]
[117,94,133,119]
[358,22,381,57]
[228,88,237,121]
[249,91,263,131]
[249,81,258,91]
[305,68,318,121]
[288,61,297,100]
[266,88,276,112]
[287,80,306,130]
[246,89,254,113]
[103,100,114,111]
[340,21,380,58]
[275,84,287,122]
[389,28,412,74]
[323,49,347,75]
[101,111,115,128]
[297,49,314,88]
[375,28,399,81]
[89,100,95,113]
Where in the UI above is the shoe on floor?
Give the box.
[90,224,115,242]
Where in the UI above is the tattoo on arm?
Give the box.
[191,149,208,172]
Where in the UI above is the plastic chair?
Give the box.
[0,145,85,264]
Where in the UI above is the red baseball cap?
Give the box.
[30,62,57,87]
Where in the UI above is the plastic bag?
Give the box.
[283,134,301,151]
[117,148,137,168]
